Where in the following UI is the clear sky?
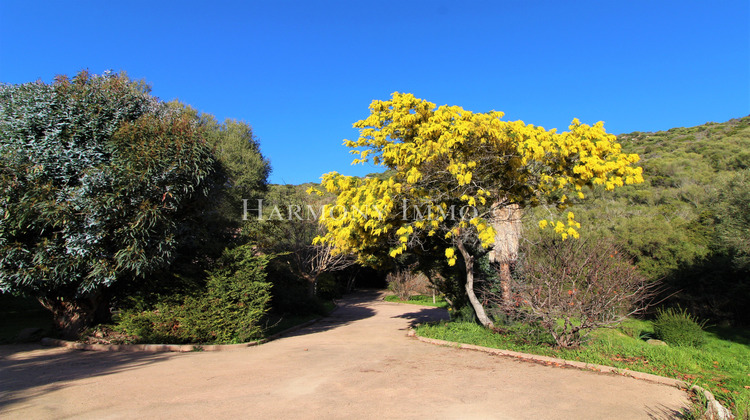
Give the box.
[1,1,748,184]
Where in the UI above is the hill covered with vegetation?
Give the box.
[556,116,750,324]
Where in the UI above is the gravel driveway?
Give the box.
[0,289,688,419]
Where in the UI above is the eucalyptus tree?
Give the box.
[0,71,223,336]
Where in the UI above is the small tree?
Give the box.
[504,236,655,348]
[0,71,221,337]
[302,241,357,297]
[386,267,432,301]
[253,185,356,298]
[315,93,644,327]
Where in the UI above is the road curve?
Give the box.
[0,290,688,419]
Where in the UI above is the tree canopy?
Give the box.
[0,71,234,336]
[315,92,644,326]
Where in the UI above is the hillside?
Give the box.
[564,116,750,324]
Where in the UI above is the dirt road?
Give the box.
[0,290,688,419]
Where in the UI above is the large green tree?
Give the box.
[176,103,271,212]
[0,71,223,337]
[158,104,272,265]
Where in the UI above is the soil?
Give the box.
[0,289,688,419]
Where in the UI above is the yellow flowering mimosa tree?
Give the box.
[314,93,643,327]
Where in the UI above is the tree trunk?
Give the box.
[489,203,523,307]
[307,275,317,298]
[455,239,494,328]
[39,294,107,340]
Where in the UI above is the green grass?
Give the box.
[384,294,449,309]
[416,319,750,418]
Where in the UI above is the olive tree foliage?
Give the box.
[315,93,644,327]
[209,118,271,239]
[162,104,271,259]
[0,71,222,337]
[209,118,270,203]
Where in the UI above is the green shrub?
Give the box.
[653,306,707,347]
[114,245,272,344]
[450,305,477,323]
[316,272,342,300]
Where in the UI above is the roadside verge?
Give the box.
[39,305,337,353]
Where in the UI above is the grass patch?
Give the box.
[384,294,449,309]
[417,319,750,418]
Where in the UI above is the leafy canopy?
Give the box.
[0,71,219,300]
[315,92,643,264]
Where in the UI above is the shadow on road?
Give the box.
[0,289,449,411]
[277,289,381,338]
[0,344,176,409]
[391,307,450,328]
[278,289,451,338]
[645,403,686,419]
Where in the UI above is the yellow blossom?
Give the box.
[445,248,455,259]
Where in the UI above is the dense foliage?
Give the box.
[555,116,750,324]
[315,92,644,326]
[652,306,707,347]
[716,169,750,271]
[243,183,364,317]
[114,245,271,344]
[0,71,273,338]
[187,105,271,230]
[0,71,226,336]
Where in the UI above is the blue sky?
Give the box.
[1,1,748,184]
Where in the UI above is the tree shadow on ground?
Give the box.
[705,325,750,350]
[645,403,690,419]
[0,295,53,344]
[0,344,177,409]
[661,253,750,326]
[391,307,450,329]
[273,289,381,338]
